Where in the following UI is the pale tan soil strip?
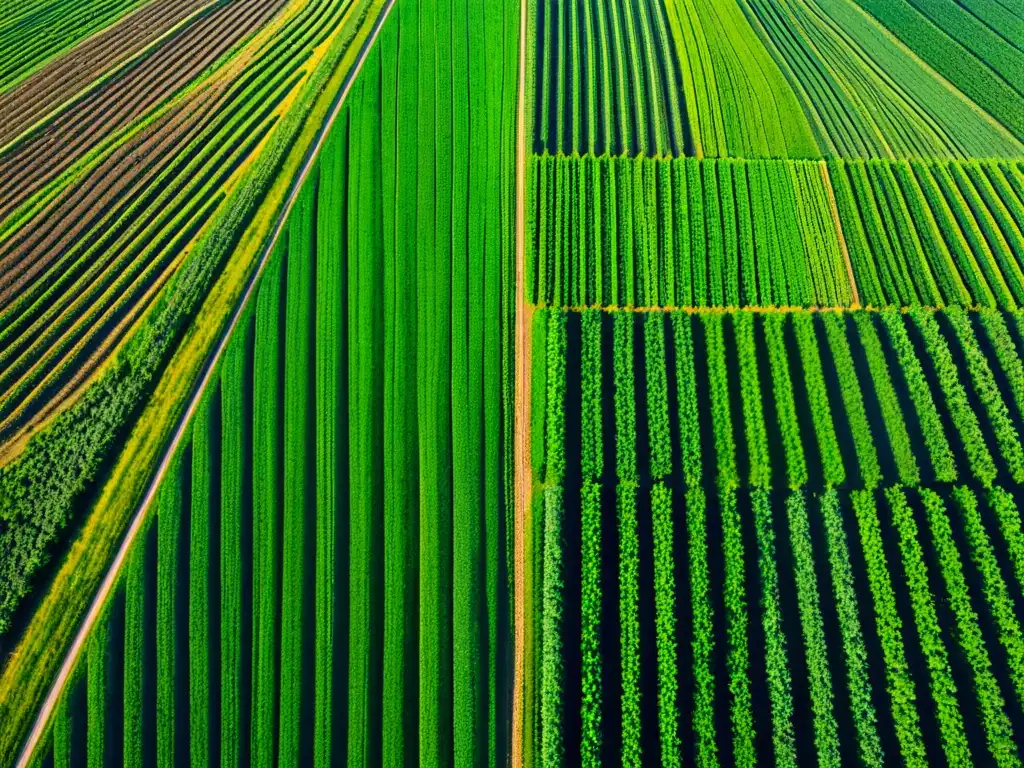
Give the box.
[12,3,396,764]
[512,0,529,757]
[820,160,860,307]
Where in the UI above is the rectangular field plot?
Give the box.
[527,155,852,309]
[530,307,1024,766]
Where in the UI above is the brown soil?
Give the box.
[0,0,286,222]
[0,0,211,145]
[0,78,228,306]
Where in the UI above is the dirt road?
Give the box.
[511,0,529,759]
[13,3,396,764]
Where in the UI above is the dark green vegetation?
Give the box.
[10,0,1024,764]
[6,0,519,763]
[534,307,1024,764]
[528,5,1024,757]
[0,0,387,651]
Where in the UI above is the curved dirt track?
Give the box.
[12,2,396,764]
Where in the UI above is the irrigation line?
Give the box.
[13,2,396,763]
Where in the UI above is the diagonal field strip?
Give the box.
[11,2,396,764]
[0,0,225,155]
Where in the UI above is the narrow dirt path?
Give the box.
[820,160,860,307]
[511,0,529,759]
[12,4,396,764]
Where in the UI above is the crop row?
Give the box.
[531,0,683,156]
[0,0,389,669]
[537,464,1024,764]
[0,0,285,224]
[0,0,212,146]
[0,0,147,94]
[536,454,1024,765]
[529,0,1024,159]
[740,0,1024,158]
[0,0,335,449]
[539,307,1024,493]
[536,304,1024,763]
[13,0,520,762]
[850,0,1024,143]
[832,159,1024,309]
[527,155,850,309]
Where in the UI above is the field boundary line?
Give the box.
[820,161,860,307]
[512,0,528,757]
[12,2,396,764]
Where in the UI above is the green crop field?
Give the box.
[4,0,1024,765]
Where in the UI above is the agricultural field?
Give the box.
[0,0,518,763]
[522,0,1024,765]
[529,307,1024,764]
[5,0,1024,764]
[0,0,389,643]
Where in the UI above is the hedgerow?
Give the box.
[545,311,568,486]
[688,486,718,767]
[850,490,927,767]
[618,482,642,764]
[702,313,737,489]
[735,312,771,488]
[651,483,681,766]
[819,490,882,765]
[988,487,1024,600]
[614,313,637,484]
[542,486,565,768]
[879,309,958,483]
[721,489,755,767]
[645,314,672,480]
[851,313,921,486]
[978,309,1024,421]
[910,308,998,486]
[764,313,807,488]
[951,487,1024,711]
[821,313,881,487]
[581,310,604,482]
[943,307,1024,482]
[580,481,603,767]
[671,312,702,486]
[792,313,845,487]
